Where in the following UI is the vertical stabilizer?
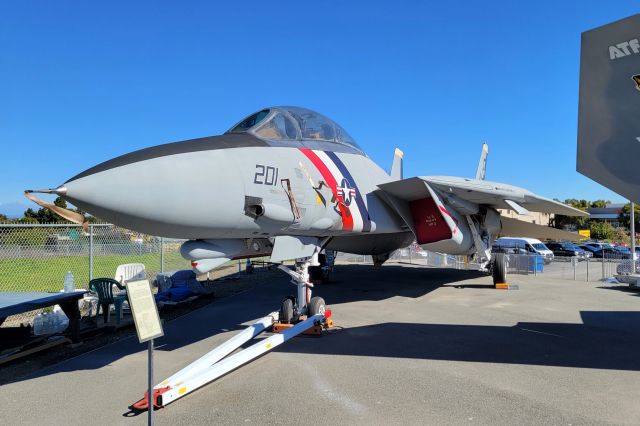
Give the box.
[390,148,404,180]
[475,143,489,180]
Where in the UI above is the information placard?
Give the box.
[127,279,164,343]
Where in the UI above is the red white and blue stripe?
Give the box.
[299,148,372,232]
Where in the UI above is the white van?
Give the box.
[494,237,554,264]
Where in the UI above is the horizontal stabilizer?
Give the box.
[416,176,588,217]
[504,199,530,216]
[500,217,583,242]
[378,176,587,218]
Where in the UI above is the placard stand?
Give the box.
[126,279,164,425]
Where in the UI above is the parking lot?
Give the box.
[1,263,639,425]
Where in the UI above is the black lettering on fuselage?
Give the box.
[254,164,278,186]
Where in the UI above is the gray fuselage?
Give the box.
[62,133,412,255]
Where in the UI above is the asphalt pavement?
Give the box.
[1,263,640,425]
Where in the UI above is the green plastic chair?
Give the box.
[89,278,127,324]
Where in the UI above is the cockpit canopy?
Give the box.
[226,106,362,152]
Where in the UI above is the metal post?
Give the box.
[89,224,94,281]
[586,258,589,281]
[148,339,154,426]
[631,202,636,275]
[602,251,605,280]
[160,237,164,273]
[573,257,577,280]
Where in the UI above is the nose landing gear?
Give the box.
[276,253,333,334]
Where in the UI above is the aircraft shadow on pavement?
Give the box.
[321,264,485,305]
[277,310,640,371]
[8,264,479,385]
[596,285,640,297]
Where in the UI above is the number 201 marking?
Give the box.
[254,165,278,186]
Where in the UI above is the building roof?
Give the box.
[588,213,620,220]
[586,203,625,216]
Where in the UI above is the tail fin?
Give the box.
[475,143,489,180]
[390,148,404,180]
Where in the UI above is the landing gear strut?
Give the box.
[277,252,327,321]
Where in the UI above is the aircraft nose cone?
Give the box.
[62,135,260,237]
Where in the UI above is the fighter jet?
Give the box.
[26,106,585,319]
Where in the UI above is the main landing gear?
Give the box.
[490,252,508,288]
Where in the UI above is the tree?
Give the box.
[17,216,38,224]
[612,227,630,245]
[590,221,616,241]
[618,203,640,230]
[552,199,589,230]
[0,213,7,222]
[590,200,611,208]
[24,208,38,220]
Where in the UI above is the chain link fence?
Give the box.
[1,224,633,326]
[335,244,630,282]
[335,245,476,269]
[1,224,629,293]
[0,223,188,294]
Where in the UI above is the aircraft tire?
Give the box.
[492,254,507,286]
[280,298,294,323]
[308,296,326,316]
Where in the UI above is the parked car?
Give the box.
[580,245,628,259]
[545,242,587,260]
[494,237,554,263]
[581,242,608,251]
[613,246,631,256]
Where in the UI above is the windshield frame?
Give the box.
[224,106,365,154]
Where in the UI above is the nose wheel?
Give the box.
[279,297,294,323]
[279,295,325,324]
[308,296,326,316]
[277,253,332,333]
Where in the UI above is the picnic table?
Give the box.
[0,291,87,343]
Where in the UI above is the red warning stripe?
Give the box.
[438,205,459,235]
[299,148,353,231]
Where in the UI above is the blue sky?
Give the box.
[0,1,637,217]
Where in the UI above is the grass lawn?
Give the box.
[0,251,189,293]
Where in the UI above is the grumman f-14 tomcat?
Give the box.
[26,106,586,320]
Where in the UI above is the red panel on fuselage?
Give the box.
[409,197,452,244]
